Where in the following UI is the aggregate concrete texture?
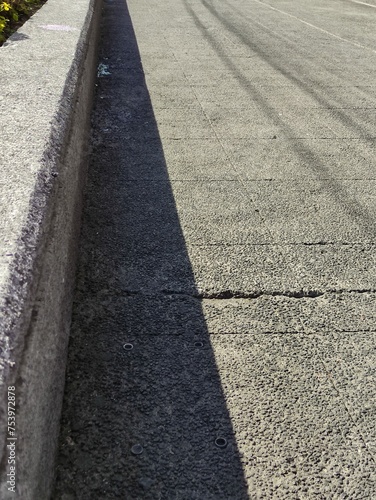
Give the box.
[55,0,376,498]
[0,0,102,498]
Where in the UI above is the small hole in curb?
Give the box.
[123,343,134,351]
[194,341,204,348]
[215,438,227,448]
[131,444,143,455]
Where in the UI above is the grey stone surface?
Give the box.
[67,291,376,337]
[248,180,376,243]
[202,293,376,334]
[160,139,237,180]
[220,138,376,180]
[0,0,102,498]
[313,331,376,457]
[188,243,376,293]
[63,216,376,297]
[55,336,250,499]
[54,0,376,498]
[211,334,376,498]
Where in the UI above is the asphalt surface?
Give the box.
[53,0,376,498]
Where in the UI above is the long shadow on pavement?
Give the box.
[53,0,249,498]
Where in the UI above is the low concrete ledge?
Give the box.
[0,0,102,497]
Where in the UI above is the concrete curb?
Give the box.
[0,0,102,497]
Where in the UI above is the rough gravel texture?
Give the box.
[54,0,376,498]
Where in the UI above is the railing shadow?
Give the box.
[53,0,249,498]
[183,0,376,240]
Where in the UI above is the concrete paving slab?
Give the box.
[69,291,203,337]
[249,180,376,243]
[210,334,376,498]
[91,137,237,182]
[146,88,199,108]
[144,68,191,87]
[55,335,250,499]
[171,181,268,244]
[90,140,229,182]
[154,107,216,139]
[172,56,262,74]
[286,107,376,139]
[313,331,376,457]
[181,0,376,87]
[184,69,295,88]
[198,96,376,139]
[187,243,376,293]
[221,138,376,180]
[254,0,376,48]
[192,83,376,109]
[162,139,236,180]
[201,104,342,139]
[69,238,376,304]
[202,293,376,334]
[198,0,376,66]
[55,334,376,498]
[83,178,267,246]
[194,73,376,115]
[165,34,251,58]
[71,291,376,337]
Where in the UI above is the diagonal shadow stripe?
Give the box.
[183,0,376,240]
[210,0,376,120]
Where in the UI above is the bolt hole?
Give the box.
[131,444,143,455]
[194,341,204,348]
[215,437,227,448]
[123,343,134,351]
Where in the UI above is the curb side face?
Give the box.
[0,0,102,498]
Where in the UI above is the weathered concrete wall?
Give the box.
[0,0,102,497]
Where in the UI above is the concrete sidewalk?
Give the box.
[54,0,376,497]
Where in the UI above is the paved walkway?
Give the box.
[54,0,376,498]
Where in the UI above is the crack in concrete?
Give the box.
[197,290,325,299]
[119,288,376,299]
[190,241,376,247]
[206,329,376,335]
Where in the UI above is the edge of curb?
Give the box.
[0,0,103,497]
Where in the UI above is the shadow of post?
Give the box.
[54,0,249,498]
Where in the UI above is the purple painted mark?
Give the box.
[39,24,77,32]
